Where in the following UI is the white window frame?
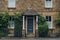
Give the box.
[8,0,16,8]
[8,17,15,29]
[46,16,53,29]
[45,0,52,8]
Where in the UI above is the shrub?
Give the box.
[38,14,49,37]
[38,24,49,37]
[0,32,4,37]
[55,28,60,37]
[55,19,60,26]
[0,29,8,37]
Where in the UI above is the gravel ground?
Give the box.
[0,38,60,40]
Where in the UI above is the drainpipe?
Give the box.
[36,16,38,37]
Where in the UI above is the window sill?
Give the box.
[8,7,16,9]
[8,27,14,29]
[49,27,55,29]
[45,7,53,9]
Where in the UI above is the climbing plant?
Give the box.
[14,13,23,37]
[38,14,49,37]
[55,12,60,37]
[0,12,9,37]
[55,12,60,27]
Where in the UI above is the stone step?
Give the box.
[8,34,14,37]
[26,34,35,38]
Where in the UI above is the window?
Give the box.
[46,16,53,29]
[45,0,52,8]
[46,16,51,22]
[8,16,14,29]
[8,0,16,8]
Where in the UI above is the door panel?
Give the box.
[27,16,33,34]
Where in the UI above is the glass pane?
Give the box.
[45,0,52,8]
[8,16,14,28]
[46,0,49,1]
[49,0,51,1]
[9,16,14,21]
[8,0,15,7]
[9,21,14,27]
[46,0,51,1]
[46,1,51,7]
[46,16,48,21]
[47,22,51,28]
[49,16,51,21]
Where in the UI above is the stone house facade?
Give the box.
[0,0,60,37]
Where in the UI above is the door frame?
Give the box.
[26,16,34,34]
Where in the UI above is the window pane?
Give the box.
[46,0,51,1]
[9,16,14,21]
[9,21,14,27]
[8,0,16,8]
[46,16,51,21]
[47,22,51,28]
[46,0,48,1]
[46,16,48,21]
[8,16,14,28]
[49,16,51,21]
[49,0,51,1]
[45,1,51,7]
[45,0,52,8]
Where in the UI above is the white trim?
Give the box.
[8,27,14,29]
[36,16,38,29]
[45,0,52,8]
[26,16,34,34]
[23,16,25,30]
[46,16,53,29]
[8,0,16,8]
[50,16,53,29]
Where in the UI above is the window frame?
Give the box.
[8,16,15,29]
[46,16,53,29]
[45,0,52,8]
[8,0,16,8]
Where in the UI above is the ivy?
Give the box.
[38,15,46,25]
[0,12,23,37]
[55,12,60,27]
[14,13,23,37]
[0,12,9,37]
